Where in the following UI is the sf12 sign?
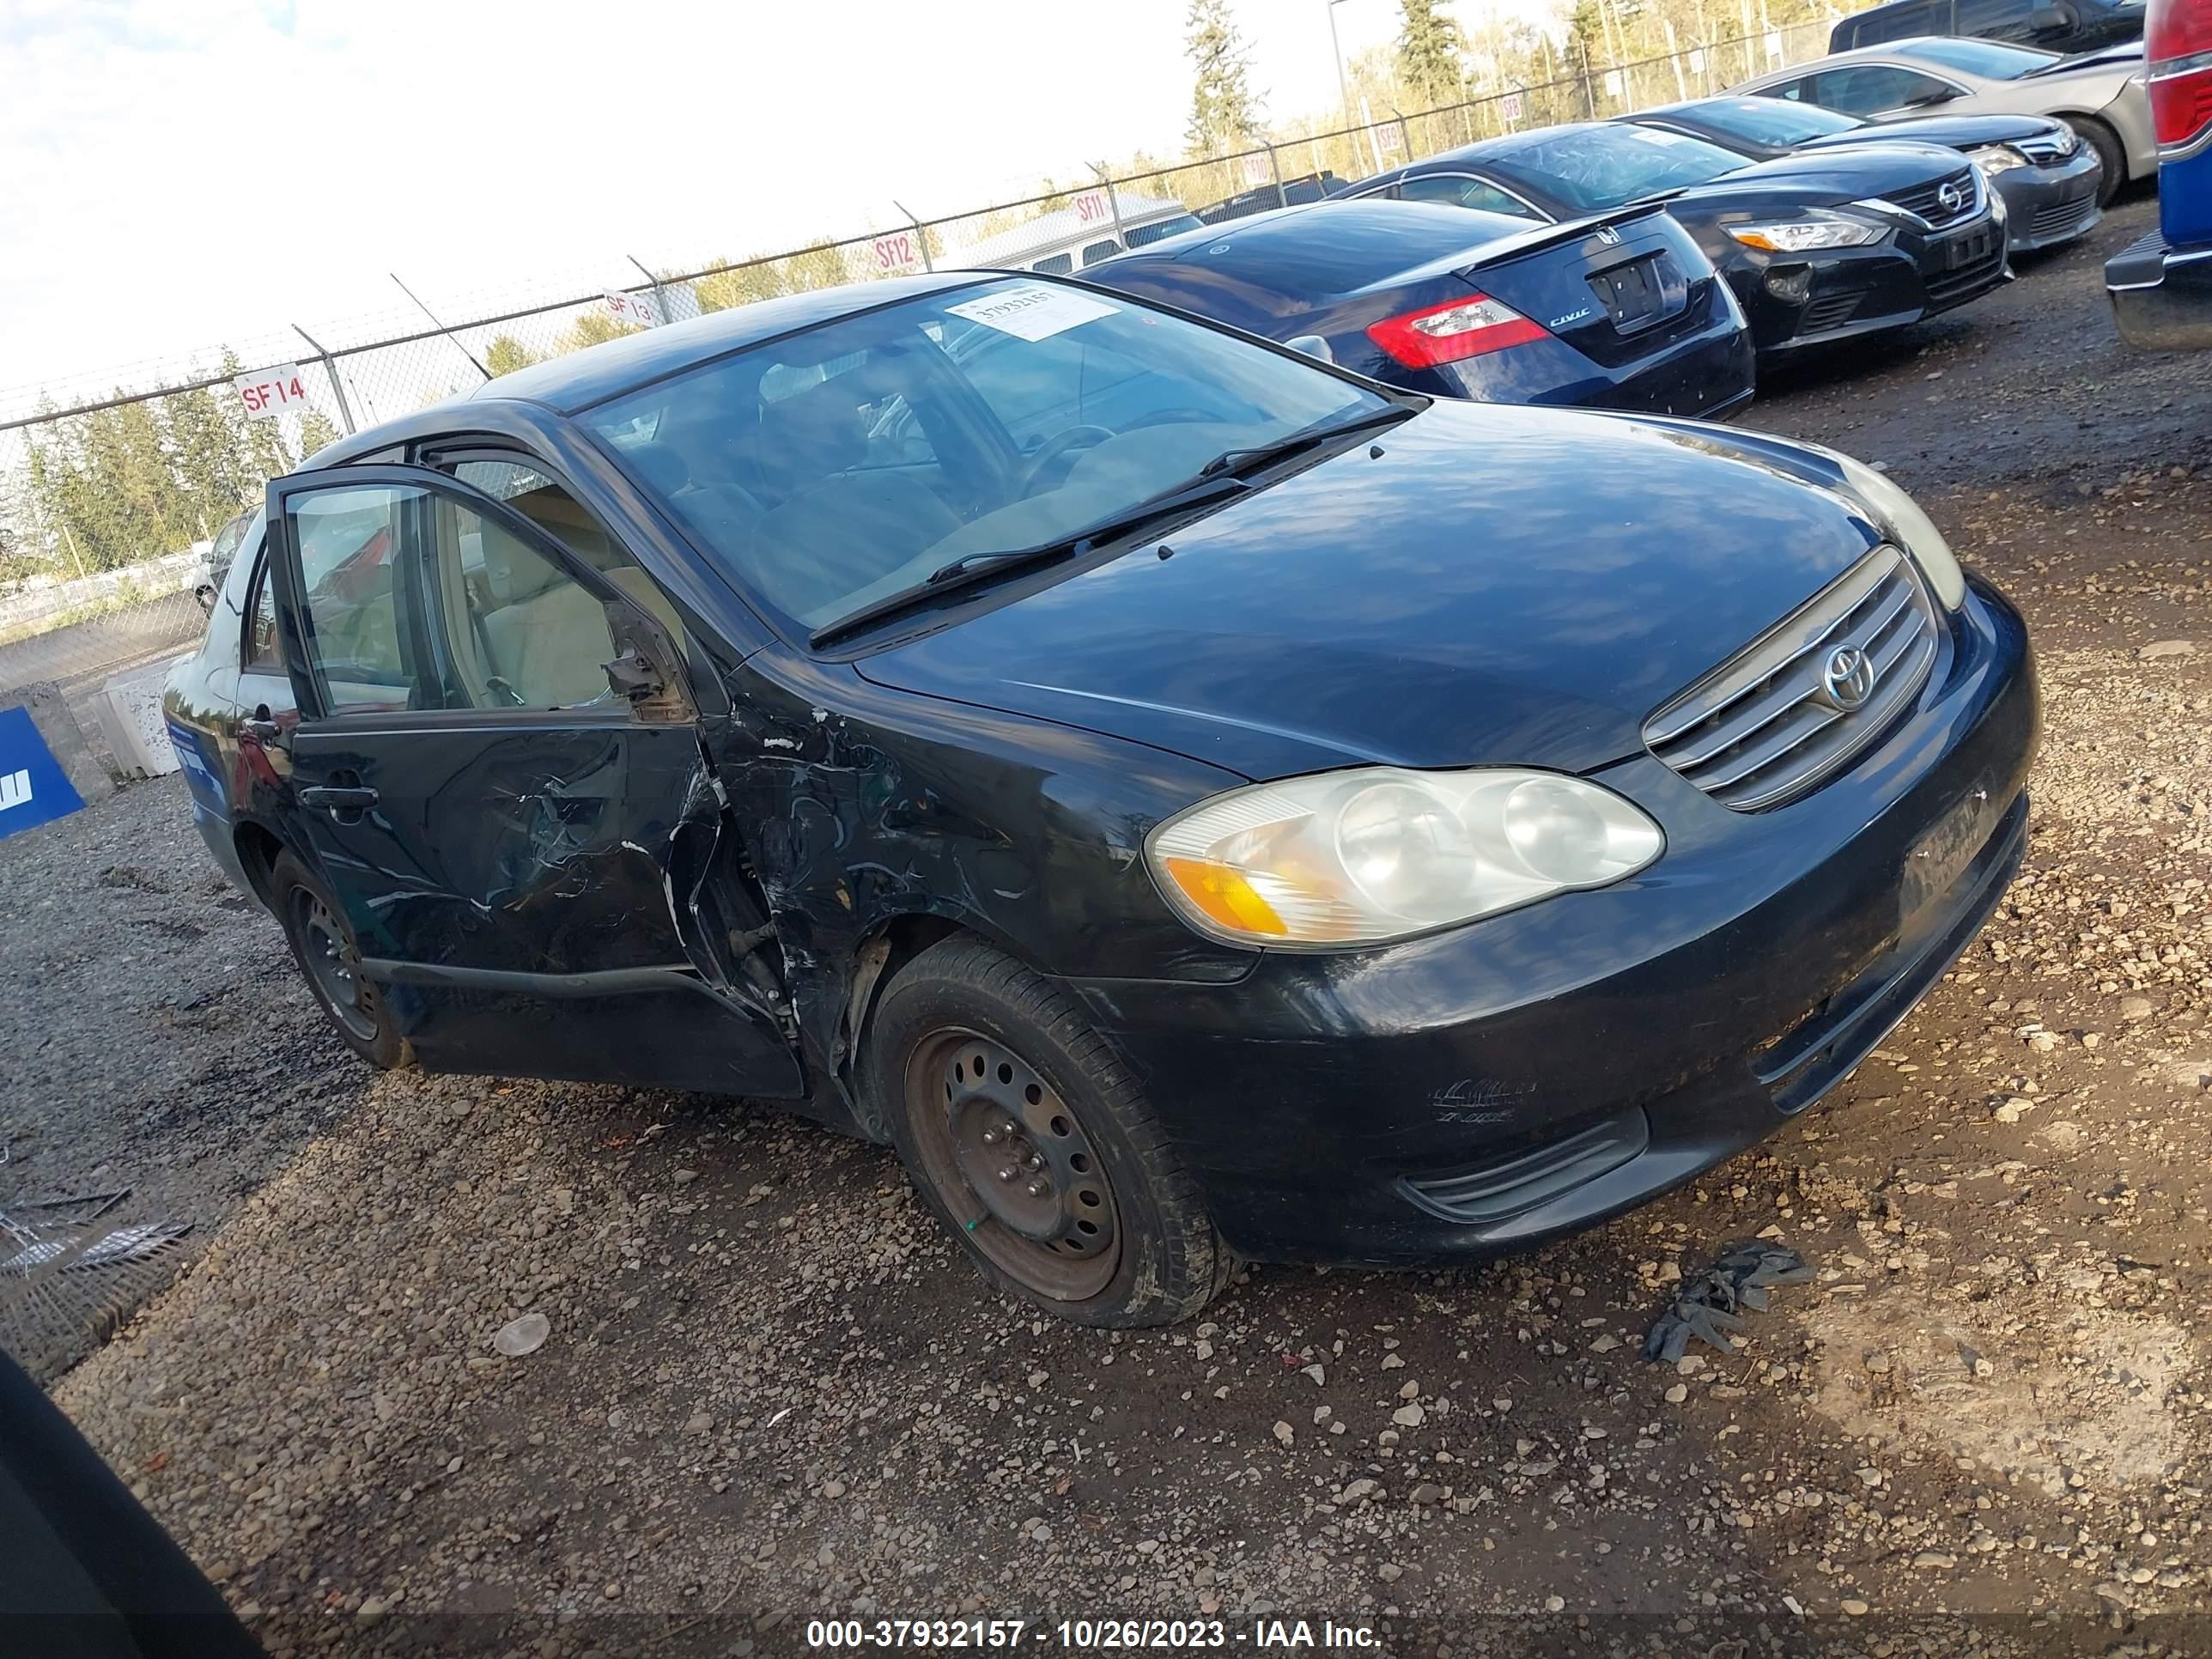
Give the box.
[872,230,925,275]
[234,364,313,422]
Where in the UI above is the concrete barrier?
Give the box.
[91,657,185,780]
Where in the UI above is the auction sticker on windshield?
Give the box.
[945,286,1118,341]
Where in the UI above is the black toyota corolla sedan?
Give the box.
[1621,96,2105,254]
[166,272,2038,1326]
[1337,122,2013,361]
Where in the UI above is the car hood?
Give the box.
[1796,112,2057,150]
[854,402,1886,781]
[1665,141,1972,215]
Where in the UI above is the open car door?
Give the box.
[262,464,804,1097]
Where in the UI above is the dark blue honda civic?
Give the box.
[1085,197,1757,419]
[165,270,2036,1326]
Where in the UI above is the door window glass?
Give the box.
[287,481,625,717]
[289,487,414,713]
[1810,64,1954,114]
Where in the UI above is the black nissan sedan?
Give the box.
[1622,96,2105,254]
[1337,122,2013,361]
[166,271,2038,1326]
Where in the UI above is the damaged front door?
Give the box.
[264,465,805,1097]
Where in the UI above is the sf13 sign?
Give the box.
[601,289,663,329]
[234,364,312,422]
[872,231,925,275]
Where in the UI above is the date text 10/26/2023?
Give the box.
[805,1619,1381,1649]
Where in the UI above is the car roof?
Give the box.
[1364,120,1626,177]
[1744,34,2016,76]
[1098,198,1535,291]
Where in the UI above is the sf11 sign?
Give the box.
[601,289,663,329]
[1071,189,1115,227]
[872,230,926,275]
[234,364,313,422]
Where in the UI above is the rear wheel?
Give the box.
[2064,116,2125,207]
[270,850,409,1070]
[866,937,1233,1327]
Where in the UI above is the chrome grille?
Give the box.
[1885,167,1981,228]
[2016,133,2078,167]
[1643,546,1939,811]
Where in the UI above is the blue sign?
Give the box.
[0,702,86,840]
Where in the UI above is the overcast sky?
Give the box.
[3,0,1563,408]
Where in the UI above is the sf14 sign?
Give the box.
[234,364,313,422]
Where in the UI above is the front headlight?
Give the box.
[1725,210,1887,252]
[1968,143,2030,174]
[1147,768,1664,948]
[1830,452,1967,610]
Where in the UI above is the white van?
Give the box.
[945,194,1203,275]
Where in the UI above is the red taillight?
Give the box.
[2145,0,2212,149]
[1365,293,1552,368]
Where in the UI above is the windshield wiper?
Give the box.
[1197,404,1415,480]
[807,472,1253,649]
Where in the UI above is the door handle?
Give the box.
[243,718,282,743]
[297,785,380,814]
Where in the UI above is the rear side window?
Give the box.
[1397,173,1541,217]
[1080,239,1124,266]
[244,553,282,671]
[1808,63,1955,114]
[1957,0,2033,36]
[1030,253,1074,275]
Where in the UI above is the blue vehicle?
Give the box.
[2106,0,2212,346]
[165,270,2033,1325]
[1083,197,1756,420]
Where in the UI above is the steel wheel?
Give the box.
[903,1028,1121,1301]
[289,888,377,1043]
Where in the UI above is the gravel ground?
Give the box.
[17,194,2212,1657]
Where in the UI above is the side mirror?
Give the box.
[1285,334,1336,363]
[192,583,217,617]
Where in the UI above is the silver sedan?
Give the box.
[1729,35,2154,205]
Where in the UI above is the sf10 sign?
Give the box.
[872,230,926,275]
[601,289,663,329]
[234,363,313,422]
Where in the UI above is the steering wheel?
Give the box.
[1013,424,1115,496]
[1124,407,1219,430]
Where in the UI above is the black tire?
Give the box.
[2065,116,2125,208]
[270,850,410,1070]
[866,936,1234,1328]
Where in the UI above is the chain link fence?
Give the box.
[0,16,1834,673]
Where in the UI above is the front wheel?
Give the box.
[866,937,1234,1327]
[270,850,410,1070]
[2064,116,2125,208]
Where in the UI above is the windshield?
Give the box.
[1483,125,1747,212]
[584,279,1385,639]
[1894,37,2059,77]
[1677,98,1865,145]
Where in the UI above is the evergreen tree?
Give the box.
[1184,0,1265,156]
[1396,0,1468,108]
[485,334,544,376]
[297,410,343,459]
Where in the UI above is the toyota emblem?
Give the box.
[1936,179,1967,215]
[1821,644,1877,711]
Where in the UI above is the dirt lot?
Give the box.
[8,195,2212,1657]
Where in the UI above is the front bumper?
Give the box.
[1990,150,2105,253]
[1068,576,2039,1265]
[1736,210,2008,358]
[2107,227,2212,351]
